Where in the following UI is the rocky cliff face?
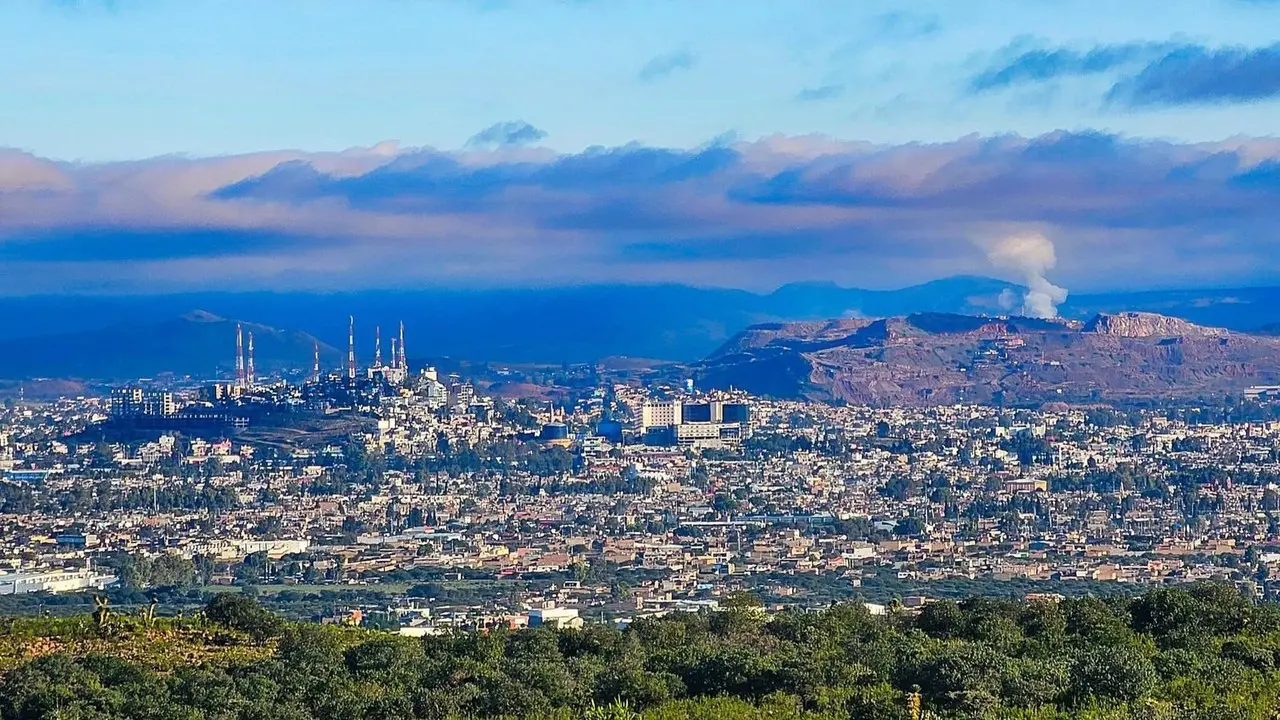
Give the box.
[1083,312,1226,338]
[697,312,1280,406]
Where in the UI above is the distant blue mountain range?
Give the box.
[2,276,1280,379]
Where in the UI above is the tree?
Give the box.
[1068,644,1157,705]
[909,642,1007,714]
[893,516,925,537]
[344,635,424,688]
[915,600,964,639]
[149,553,197,588]
[193,554,216,586]
[9,582,1280,719]
[203,593,284,641]
[1129,583,1249,648]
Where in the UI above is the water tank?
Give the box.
[539,423,569,441]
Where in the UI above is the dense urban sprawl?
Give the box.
[4,358,1280,633]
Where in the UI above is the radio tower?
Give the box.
[374,326,383,368]
[235,323,246,388]
[398,321,407,370]
[312,341,321,382]
[346,316,357,380]
[246,332,255,387]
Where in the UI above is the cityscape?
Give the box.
[7,319,1280,624]
[8,0,1280,717]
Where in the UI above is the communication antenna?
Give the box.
[399,321,407,370]
[246,331,255,387]
[347,316,357,380]
[235,323,246,388]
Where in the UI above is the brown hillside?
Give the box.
[697,312,1280,406]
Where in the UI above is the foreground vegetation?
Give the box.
[6,584,1280,718]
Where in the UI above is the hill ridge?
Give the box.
[699,310,1280,406]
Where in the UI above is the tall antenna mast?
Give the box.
[399,321,406,370]
[235,323,246,388]
[347,316,357,380]
[312,341,321,382]
[246,331,255,387]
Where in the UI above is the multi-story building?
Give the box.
[641,401,682,430]
[110,388,178,417]
[642,399,751,447]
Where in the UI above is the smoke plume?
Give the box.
[985,233,1068,318]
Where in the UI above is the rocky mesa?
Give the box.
[696,312,1280,406]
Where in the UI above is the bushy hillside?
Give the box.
[4,584,1280,719]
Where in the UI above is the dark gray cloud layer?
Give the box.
[471,119,550,147]
[2,133,1280,294]
[1110,43,1280,106]
[466,120,548,148]
[975,40,1280,107]
[971,42,1167,92]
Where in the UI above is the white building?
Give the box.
[527,602,583,629]
[0,568,118,595]
[189,539,311,560]
[641,401,683,430]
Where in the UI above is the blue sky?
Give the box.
[7,0,1280,158]
[2,0,1280,296]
